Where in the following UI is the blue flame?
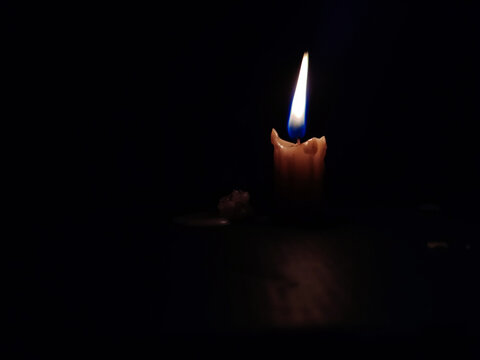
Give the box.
[287,101,307,140]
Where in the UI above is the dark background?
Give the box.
[7,0,480,352]
[10,0,479,217]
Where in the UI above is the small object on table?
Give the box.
[173,212,230,227]
[218,190,252,221]
[427,241,448,249]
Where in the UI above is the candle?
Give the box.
[271,52,327,205]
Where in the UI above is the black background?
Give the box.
[9,0,478,217]
[7,0,480,352]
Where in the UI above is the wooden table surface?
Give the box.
[11,208,479,351]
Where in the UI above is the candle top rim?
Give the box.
[271,128,326,149]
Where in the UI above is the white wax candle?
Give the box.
[271,52,327,204]
[271,128,327,203]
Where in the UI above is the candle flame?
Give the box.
[288,52,308,140]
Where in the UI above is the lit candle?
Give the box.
[271,52,327,205]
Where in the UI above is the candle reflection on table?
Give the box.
[259,237,351,327]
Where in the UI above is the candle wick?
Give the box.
[296,138,301,145]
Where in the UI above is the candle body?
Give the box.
[271,128,327,205]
